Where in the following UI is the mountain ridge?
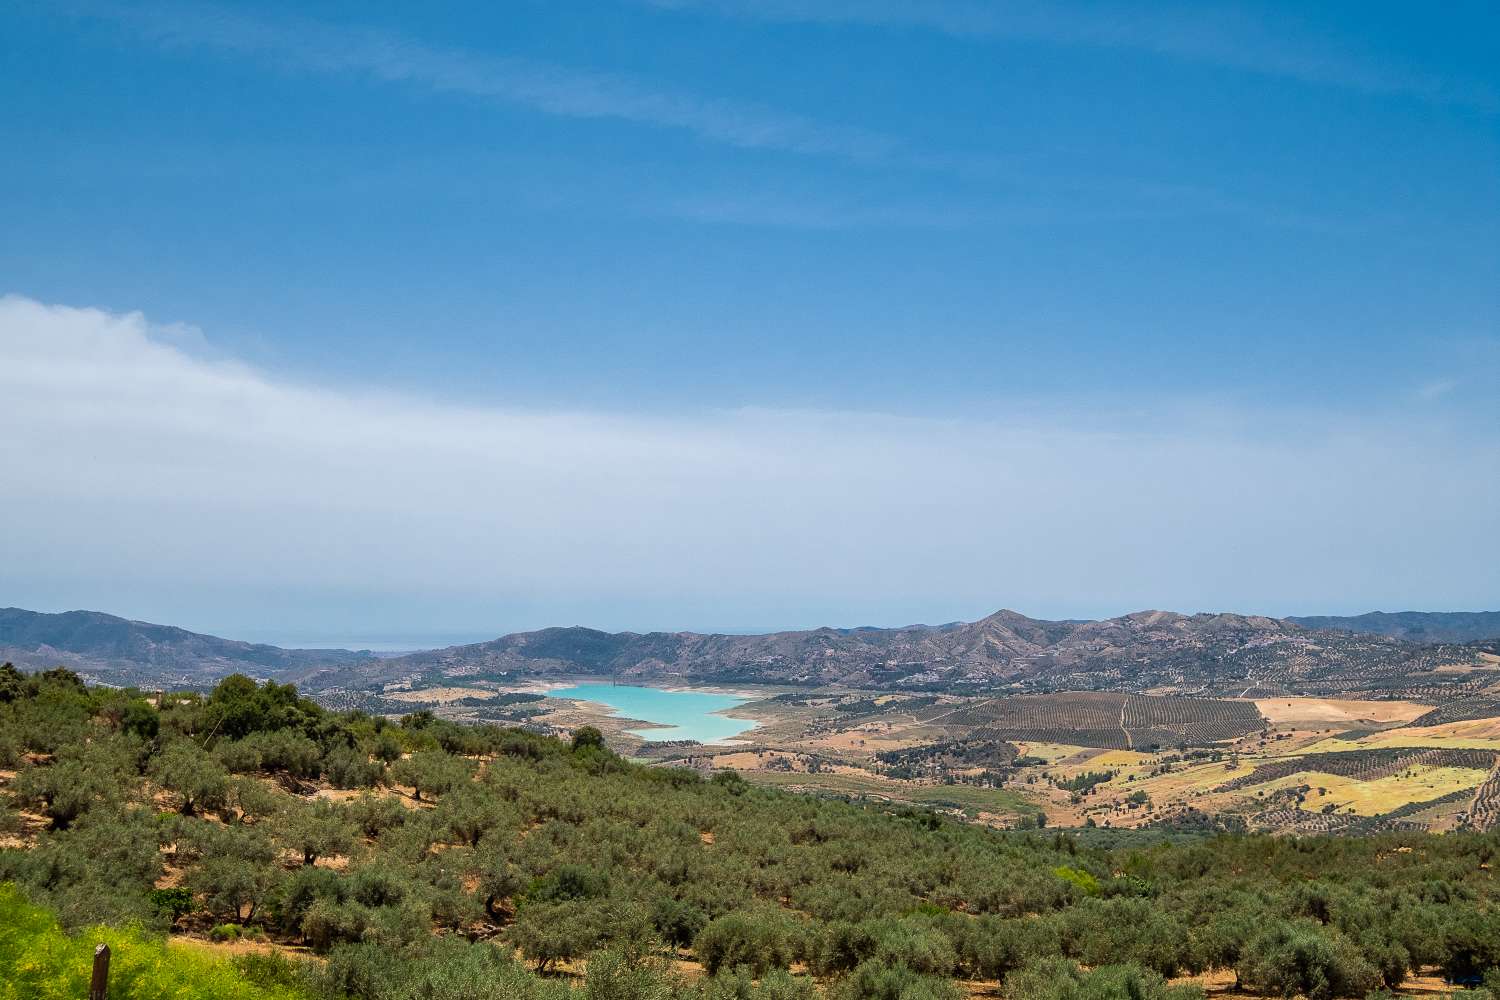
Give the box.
[304,607,1489,700]
[4,605,1494,700]
[0,607,374,688]
[1288,610,1500,645]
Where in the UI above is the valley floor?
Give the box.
[375,681,1500,835]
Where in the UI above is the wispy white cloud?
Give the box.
[1415,378,1458,401]
[648,0,1498,111]
[2,294,1497,633]
[73,1,898,162]
[52,2,1336,230]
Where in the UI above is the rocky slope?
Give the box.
[0,608,372,688]
[303,609,1487,699]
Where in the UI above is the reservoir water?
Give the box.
[550,683,756,743]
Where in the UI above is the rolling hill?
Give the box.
[0,607,373,688]
[301,608,1489,700]
[6,604,1492,701]
[1288,610,1500,644]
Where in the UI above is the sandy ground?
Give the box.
[383,686,496,702]
[1254,697,1431,726]
[1383,717,1500,741]
[1300,717,1500,753]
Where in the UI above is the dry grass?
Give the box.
[1009,742,1088,764]
[1254,697,1431,726]
[1251,765,1489,817]
[1301,717,1500,754]
[382,687,496,703]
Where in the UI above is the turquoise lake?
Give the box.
[550,684,756,743]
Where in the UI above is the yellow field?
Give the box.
[1301,725,1500,755]
[1252,765,1488,816]
[1153,760,1260,795]
[1088,749,1155,768]
[1011,742,1092,764]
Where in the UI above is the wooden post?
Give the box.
[88,943,110,1000]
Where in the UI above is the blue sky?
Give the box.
[1,2,1497,644]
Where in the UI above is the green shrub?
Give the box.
[1004,958,1202,1000]
[695,908,800,976]
[345,790,408,838]
[864,915,957,976]
[653,896,709,949]
[1052,865,1101,897]
[218,739,265,774]
[1237,921,1380,1000]
[317,937,569,1000]
[390,750,471,801]
[323,747,385,790]
[242,731,323,780]
[0,883,309,1000]
[964,915,1063,981]
[148,886,196,921]
[581,948,679,1000]
[705,968,818,1000]
[0,807,167,929]
[834,959,962,1000]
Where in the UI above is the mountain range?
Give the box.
[4,606,1496,699]
[1288,610,1500,645]
[309,609,1493,699]
[0,607,374,689]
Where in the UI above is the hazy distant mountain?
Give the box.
[1288,611,1500,645]
[304,608,1485,699]
[0,608,373,688]
[8,604,1488,701]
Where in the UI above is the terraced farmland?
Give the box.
[1468,764,1500,831]
[1216,747,1500,793]
[1249,786,1479,835]
[1410,699,1500,728]
[1248,808,1358,834]
[1121,693,1265,742]
[927,691,1264,749]
[1369,787,1474,827]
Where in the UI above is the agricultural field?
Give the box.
[744,768,1044,823]
[355,677,1500,836]
[1030,716,1500,833]
[1253,765,1487,817]
[912,692,1264,749]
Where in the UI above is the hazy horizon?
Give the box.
[8,600,1499,656]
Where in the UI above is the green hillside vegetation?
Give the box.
[0,884,308,1000]
[5,664,1500,1000]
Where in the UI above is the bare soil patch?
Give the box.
[1254,697,1430,726]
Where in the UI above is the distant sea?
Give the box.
[245,634,498,654]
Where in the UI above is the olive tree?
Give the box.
[151,740,230,817]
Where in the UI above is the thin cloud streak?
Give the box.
[53,2,1325,228]
[649,0,1498,111]
[72,1,898,162]
[2,294,1497,634]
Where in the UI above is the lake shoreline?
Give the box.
[542,682,761,745]
[502,677,769,700]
